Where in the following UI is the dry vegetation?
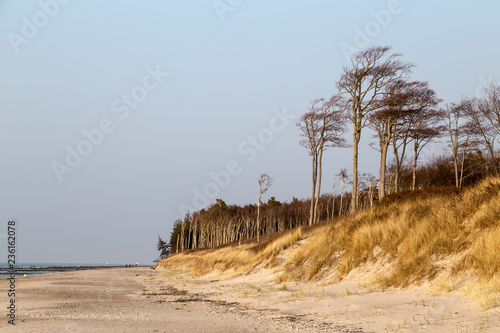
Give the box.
[157,177,500,309]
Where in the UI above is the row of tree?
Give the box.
[297,46,500,224]
[158,46,500,259]
[158,148,495,257]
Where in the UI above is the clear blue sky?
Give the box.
[0,0,499,264]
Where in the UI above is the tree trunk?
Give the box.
[309,155,317,226]
[459,123,472,188]
[452,144,459,188]
[340,176,344,216]
[392,137,400,193]
[412,141,418,190]
[257,193,261,243]
[332,177,336,218]
[314,146,325,224]
[180,222,185,252]
[379,142,389,199]
[351,131,360,213]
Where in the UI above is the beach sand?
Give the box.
[1,266,500,332]
[154,266,500,333]
[0,267,345,332]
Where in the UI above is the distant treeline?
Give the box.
[164,195,341,256]
[157,149,497,257]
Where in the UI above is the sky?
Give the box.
[0,0,499,265]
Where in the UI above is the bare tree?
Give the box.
[337,46,413,212]
[257,173,273,243]
[338,169,348,216]
[298,96,347,225]
[480,82,500,136]
[370,109,396,199]
[462,85,500,176]
[331,174,337,218]
[369,80,439,197]
[388,81,441,192]
[443,103,482,188]
[408,108,444,190]
[359,173,377,209]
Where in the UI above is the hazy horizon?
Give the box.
[1,1,499,264]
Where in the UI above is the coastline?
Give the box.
[0,267,336,332]
[2,266,499,332]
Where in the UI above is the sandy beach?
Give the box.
[0,267,354,332]
[1,266,500,332]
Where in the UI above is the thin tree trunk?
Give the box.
[452,140,459,188]
[412,140,419,190]
[314,146,325,224]
[459,124,472,188]
[257,193,261,243]
[309,155,317,226]
[340,176,344,216]
[332,176,336,218]
[379,143,389,199]
[351,131,360,213]
[392,137,400,193]
[180,222,185,252]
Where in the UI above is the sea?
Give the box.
[0,262,147,277]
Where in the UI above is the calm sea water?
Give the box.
[0,262,140,277]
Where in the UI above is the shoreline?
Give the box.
[1,266,500,332]
[0,267,346,332]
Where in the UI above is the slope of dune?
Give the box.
[156,177,500,331]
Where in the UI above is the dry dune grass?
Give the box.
[157,177,500,308]
[159,228,303,276]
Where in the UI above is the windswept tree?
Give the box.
[389,81,441,192]
[462,84,500,176]
[337,46,413,212]
[156,235,169,260]
[370,109,397,199]
[257,173,273,243]
[408,107,444,190]
[337,169,348,216]
[371,79,441,196]
[479,82,500,136]
[443,103,482,188]
[298,96,347,225]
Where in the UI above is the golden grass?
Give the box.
[460,276,500,310]
[284,178,500,288]
[157,177,500,308]
[157,228,303,276]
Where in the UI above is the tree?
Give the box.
[297,96,347,225]
[385,80,441,192]
[368,80,421,198]
[462,85,500,176]
[257,173,273,243]
[408,107,444,190]
[370,108,396,199]
[169,219,183,253]
[337,46,413,212]
[443,103,482,188]
[156,235,169,260]
[356,173,377,210]
[338,169,348,216]
[479,82,500,137]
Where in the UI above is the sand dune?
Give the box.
[154,263,500,332]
